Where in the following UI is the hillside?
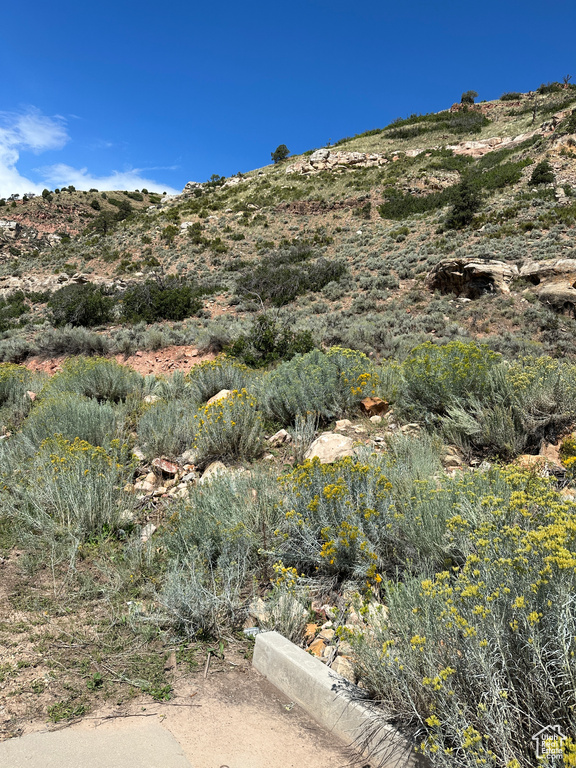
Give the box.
[1,83,576,768]
[0,84,576,363]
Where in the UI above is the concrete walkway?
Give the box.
[0,667,351,768]
[0,721,192,768]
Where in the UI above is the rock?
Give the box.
[199,461,227,483]
[141,523,156,542]
[144,394,160,404]
[331,656,356,683]
[360,397,389,417]
[304,623,318,642]
[248,597,267,624]
[520,259,576,313]
[308,638,327,658]
[443,454,463,469]
[26,391,37,402]
[181,449,197,464]
[334,419,352,431]
[370,415,382,425]
[132,447,146,461]
[539,441,561,464]
[318,627,335,642]
[144,472,158,485]
[206,389,233,406]
[304,433,355,464]
[515,454,565,477]
[426,257,518,298]
[152,458,179,476]
[134,479,155,493]
[268,428,292,447]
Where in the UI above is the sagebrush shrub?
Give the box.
[193,389,263,463]
[350,467,576,768]
[399,340,501,423]
[137,399,195,459]
[262,347,379,424]
[21,393,121,448]
[48,357,142,403]
[3,436,135,540]
[186,356,254,402]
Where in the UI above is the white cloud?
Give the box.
[0,108,69,196]
[39,163,179,195]
[0,107,180,197]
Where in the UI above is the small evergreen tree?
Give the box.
[461,90,478,105]
[271,144,290,164]
[445,176,482,229]
[529,160,555,186]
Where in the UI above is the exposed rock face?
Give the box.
[426,258,518,298]
[520,259,576,313]
[286,149,389,175]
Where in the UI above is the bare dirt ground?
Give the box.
[24,345,216,377]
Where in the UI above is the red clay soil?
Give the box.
[24,345,216,377]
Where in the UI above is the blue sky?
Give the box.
[0,0,574,196]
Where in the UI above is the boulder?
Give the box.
[426,257,518,298]
[331,656,356,683]
[304,433,355,464]
[520,259,576,313]
[199,460,228,483]
[334,419,353,431]
[206,389,233,406]
[268,428,292,447]
[359,396,388,417]
[152,457,179,476]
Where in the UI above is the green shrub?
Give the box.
[49,283,116,327]
[185,357,253,402]
[3,435,135,540]
[444,175,482,229]
[530,159,555,185]
[271,144,290,164]
[350,467,576,768]
[226,314,314,367]
[137,399,195,459]
[21,394,121,448]
[235,245,347,307]
[158,469,280,636]
[399,341,501,422]
[460,90,478,104]
[48,357,142,403]
[37,326,111,357]
[121,277,204,323]
[192,389,263,464]
[262,347,379,424]
[500,91,522,101]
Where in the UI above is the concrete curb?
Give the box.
[253,631,429,768]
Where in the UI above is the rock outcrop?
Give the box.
[286,148,389,175]
[520,259,576,313]
[426,258,518,298]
